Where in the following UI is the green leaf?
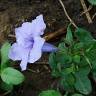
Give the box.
[39,90,61,96]
[60,74,75,91]
[58,42,68,53]
[77,67,90,76]
[56,42,72,65]
[79,57,89,67]
[61,65,75,75]
[74,72,92,95]
[1,42,11,69]
[66,24,73,44]
[56,52,72,65]
[1,67,24,85]
[1,82,13,91]
[49,53,57,69]
[87,0,96,5]
[73,55,80,64]
[74,42,84,51]
[49,53,64,77]
[51,69,61,77]
[75,28,93,42]
[85,49,96,70]
[72,93,83,96]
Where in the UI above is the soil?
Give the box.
[0,0,96,96]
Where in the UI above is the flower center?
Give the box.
[24,38,34,49]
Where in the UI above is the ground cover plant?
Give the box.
[49,25,96,96]
[87,0,96,5]
[0,42,24,91]
[0,0,96,96]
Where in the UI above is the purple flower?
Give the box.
[8,14,57,71]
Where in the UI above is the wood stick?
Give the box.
[80,5,92,16]
[92,12,96,20]
[44,27,66,41]
[80,0,92,23]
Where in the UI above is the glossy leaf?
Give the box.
[79,57,89,67]
[39,90,61,96]
[56,52,72,65]
[75,28,93,42]
[1,42,11,69]
[73,55,80,64]
[85,49,96,70]
[74,42,84,50]
[51,69,61,77]
[72,93,83,96]
[58,42,68,53]
[66,24,73,44]
[49,53,57,69]
[77,67,90,76]
[1,67,24,85]
[60,74,75,91]
[87,0,96,5]
[1,82,13,91]
[74,72,92,95]
[61,65,75,76]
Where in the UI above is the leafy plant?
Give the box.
[39,90,61,96]
[72,94,83,96]
[87,0,96,5]
[0,42,24,91]
[49,25,96,95]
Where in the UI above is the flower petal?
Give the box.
[8,43,30,61]
[9,15,46,71]
[20,60,28,71]
[8,43,30,70]
[42,42,58,52]
[8,43,22,61]
[20,52,29,71]
[15,22,32,45]
[15,14,46,46]
[28,37,45,63]
[31,14,46,36]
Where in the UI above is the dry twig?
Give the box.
[58,0,78,28]
[44,27,66,41]
[92,12,96,20]
[80,5,92,16]
[27,68,40,73]
[80,0,92,23]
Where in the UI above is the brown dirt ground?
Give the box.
[0,0,96,96]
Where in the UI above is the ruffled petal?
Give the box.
[20,51,29,71]
[15,15,46,37]
[8,43,31,61]
[20,60,28,71]
[31,14,46,36]
[8,43,22,61]
[28,37,45,63]
[8,43,30,70]
[42,42,58,52]
[15,14,46,46]
[15,22,33,46]
[9,15,46,71]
